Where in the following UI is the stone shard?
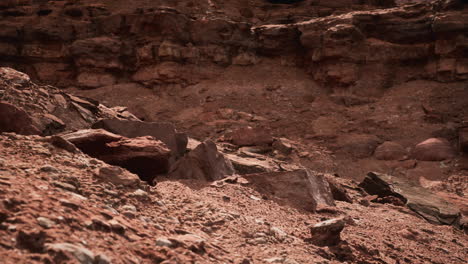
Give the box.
[243,169,335,212]
[168,140,235,181]
[412,138,456,161]
[359,172,461,226]
[310,217,346,247]
[92,119,188,159]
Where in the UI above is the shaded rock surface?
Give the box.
[243,169,335,212]
[62,129,171,183]
[168,140,235,181]
[359,172,461,225]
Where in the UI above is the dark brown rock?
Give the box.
[412,138,456,161]
[16,228,46,253]
[359,172,461,226]
[243,169,335,212]
[168,140,235,181]
[0,102,41,135]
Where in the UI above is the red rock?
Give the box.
[412,138,456,161]
[374,141,407,160]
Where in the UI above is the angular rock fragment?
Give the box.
[0,102,41,135]
[95,166,141,187]
[310,217,346,247]
[412,138,456,161]
[359,172,461,226]
[243,169,335,212]
[168,140,235,181]
[92,119,188,159]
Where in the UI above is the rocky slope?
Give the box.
[0,0,468,263]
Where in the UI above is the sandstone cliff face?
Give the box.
[1,0,466,94]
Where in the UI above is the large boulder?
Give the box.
[412,138,456,161]
[374,141,407,160]
[62,129,171,183]
[168,140,235,181]
[359,172,461,226]
[243,169,335,212]
[92,119,188,159]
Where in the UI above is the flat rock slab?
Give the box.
[243,169,335,212]
[359,172,461,226]
[92,119,187,159]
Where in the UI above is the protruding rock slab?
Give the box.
[243,169,335,212]
[412,138,455,161]
[92,119,188,159]
[62,129,171,182]
[168,140,235,181]
[310,217,346,247]
[359,172,461,225]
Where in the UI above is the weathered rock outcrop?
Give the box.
[1,1,466,96]
[0,67,137,135]
[243,169,335,212]
[62,129,171,183]
[359,172,461,226]
[92,119,188,159]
